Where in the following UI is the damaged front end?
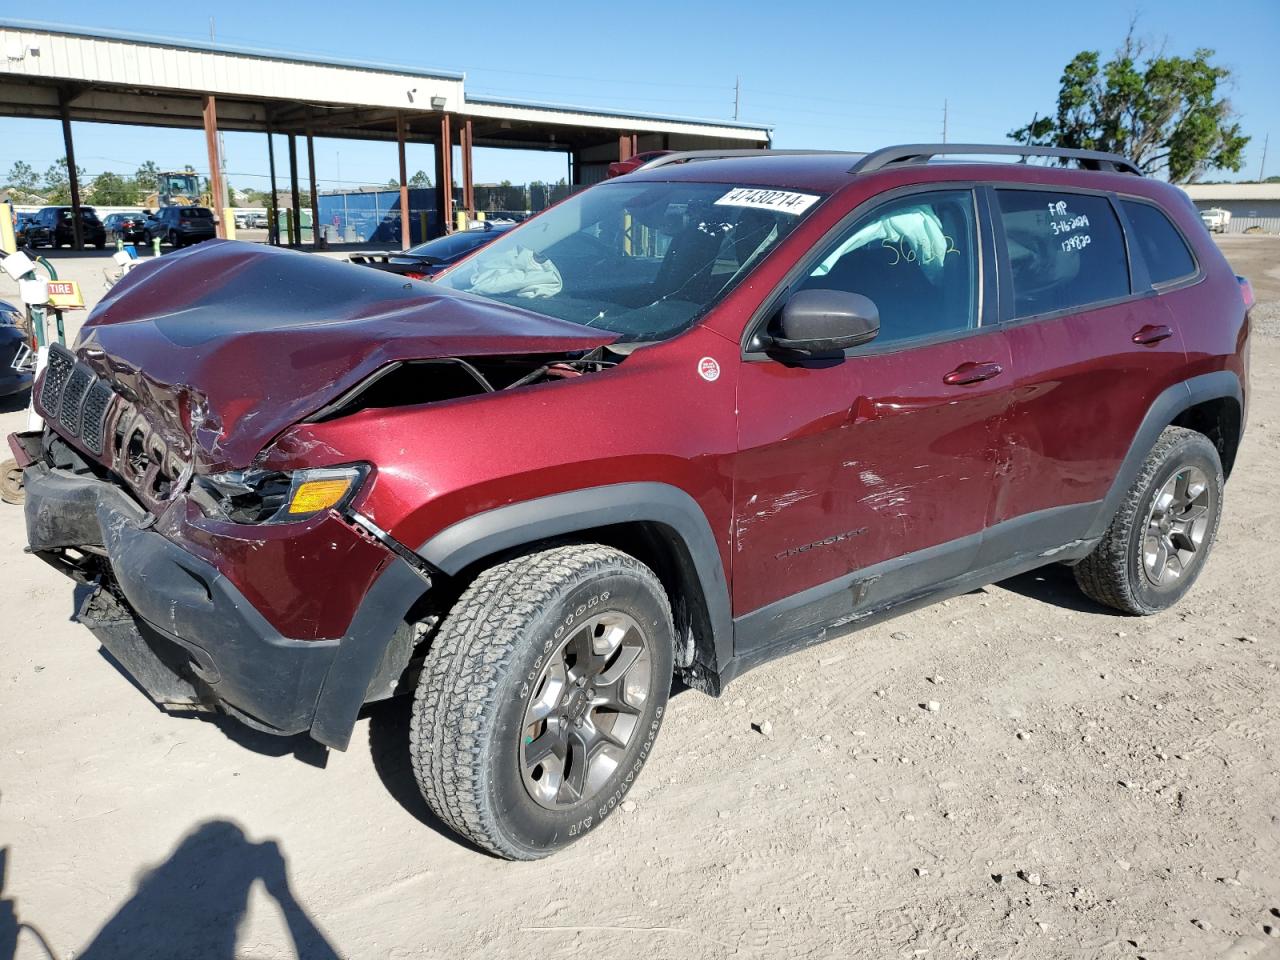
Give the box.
[13,241,626,745]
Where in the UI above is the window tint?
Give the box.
[797,189,978,346]
[1121,200,1196,284]
[996,190,1129,317]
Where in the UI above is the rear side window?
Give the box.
[1120,200,1196,284]
[181,208,213,220]
[996,190,1130,318]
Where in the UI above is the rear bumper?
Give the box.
[24,460,339,735]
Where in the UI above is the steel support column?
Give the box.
[397,112,410,251]
[461,117,474,214]
[201,95,227,239]
[435,113,453,234]
[288,134,301,246]
[306,124,320,248]
[57,89,83,250]
[266,125,279,245]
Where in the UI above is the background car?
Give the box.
[145,206,218,247]
[26,206,107,249]
[14,215,46,248]
[348,222,514,279]
[607,150,673,178]
[103,212,150,245]
[0,300,33,398]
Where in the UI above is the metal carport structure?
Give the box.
[0,19,771,249]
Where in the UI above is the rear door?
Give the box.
[983,186,1188,561]
[733,187,1013,650]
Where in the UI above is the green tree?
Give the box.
[134,161,161,192]
[89,171,140,204]
[408,169,432,187]
[4,161,39,194]
[1009,28,1249,182]
[42,157,87,203]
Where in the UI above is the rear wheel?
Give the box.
[410,544,674,859]
[1075,426,1223,614]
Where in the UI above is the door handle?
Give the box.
[1132,324,1173,345]
[943,361,1004,386]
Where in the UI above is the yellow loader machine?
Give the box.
[144,171,209,210]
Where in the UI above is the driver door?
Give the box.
[732,188,1012,652]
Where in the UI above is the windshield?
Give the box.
[434,180,822,341]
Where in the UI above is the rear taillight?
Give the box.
[1237,275,1255,310]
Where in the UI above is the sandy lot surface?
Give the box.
[2,238,1278,960]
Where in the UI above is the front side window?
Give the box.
[1120,199,1196,285]
[996,190,1129,317]
[796,189,979,346]
[435,180,822,342]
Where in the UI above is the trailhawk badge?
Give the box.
[698,357,721,382]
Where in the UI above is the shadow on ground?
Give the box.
[996,561,1115,615]
[2,847,58,960]
[365,697,491,856]
[76,820,339,960]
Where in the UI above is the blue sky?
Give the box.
[2,0,1277,193]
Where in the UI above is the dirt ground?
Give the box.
[1,238,1278,960]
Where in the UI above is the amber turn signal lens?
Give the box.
[287,477,355,515]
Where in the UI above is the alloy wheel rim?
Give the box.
[520,610,653,810]
[1142,466,1211,586]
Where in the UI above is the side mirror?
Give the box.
[767,289,880,356]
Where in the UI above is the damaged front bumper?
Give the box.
[24,458,339,734]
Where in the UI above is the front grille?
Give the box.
[40,342,187,512]
[40,344,73,412]
[59,365,93,428]
[41,342,118,454]
[80,379,113,454]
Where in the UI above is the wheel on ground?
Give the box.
[0,459,23,505]
[411,544,674,859]
[1075,426,1223,614]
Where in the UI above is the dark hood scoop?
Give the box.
[77,240,615,470]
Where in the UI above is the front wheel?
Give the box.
[1075,426,1224,614]
[411,544,674,859]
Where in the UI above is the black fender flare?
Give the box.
[418,481,733,666]
[1086,370,1243,540]
[309,482,732,750]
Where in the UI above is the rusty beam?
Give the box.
[436,113,453,233]
[462,117,475,213]
[397,112,410,251]
[201,95,227,239]
[266,121,279,245]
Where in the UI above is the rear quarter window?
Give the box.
[1120,199,1196,285]
[996,190,1130,318]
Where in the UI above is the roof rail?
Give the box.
[850,143,1142,176]
[635,148,860,172]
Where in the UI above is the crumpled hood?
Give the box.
[77,239,615,470]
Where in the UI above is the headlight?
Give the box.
[190,464,369,524]
[0,303,22,327]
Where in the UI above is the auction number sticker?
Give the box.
[715,187,820,216]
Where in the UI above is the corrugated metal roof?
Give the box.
[1182,183,1280,201]
[0,18,770,141]
[0,17,465,80]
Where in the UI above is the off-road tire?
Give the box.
[410,544,674,859]
[1075,426,1223,615]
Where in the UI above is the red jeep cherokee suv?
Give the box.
[13,144,1250,859]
